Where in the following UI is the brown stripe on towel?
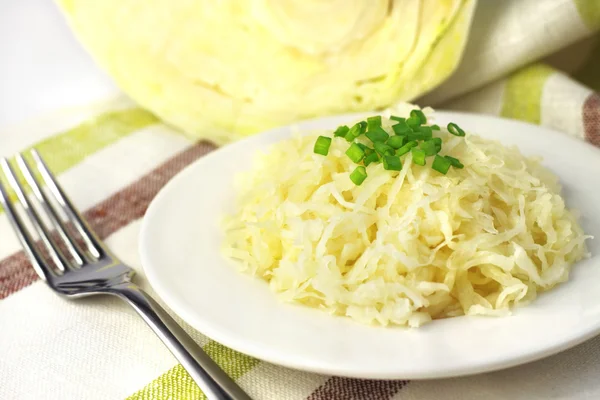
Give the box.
[306,377,409,400]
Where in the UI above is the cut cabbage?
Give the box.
[56,0,476,143]
[222,106,590,327]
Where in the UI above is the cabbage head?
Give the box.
[57,0,476,143]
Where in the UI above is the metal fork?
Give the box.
[0,150,252,400]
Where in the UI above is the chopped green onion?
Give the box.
[364,152,380,166]
[367,116,382,130]
[350,166,368,185]
[410,109,427,124]
[396,147,411,157]
[344,126,359,142]
[313,136,332,156]
[406,140,419,149]
[357,143,374,155]
[444,155,464,169]
[406,116,421,128]
[387,135,406,149]
[344,131,357,142]
[395,140,418,156]
[447,122,466,137]
[432,155,451,174]
[412,148,426,166]
[420,139,439,156]
[405,132,420,142]
[374,141,395,156]
[345,143,365,163]
[334,125,350,137]
[392,120,411,135]
[418,126,433,140]
[345,121,367,141]
[326,117,468,185]
[383,155,402,171]
[432,137,442,152]
[366,126,390,143]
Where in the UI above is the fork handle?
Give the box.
[113,284,253,400]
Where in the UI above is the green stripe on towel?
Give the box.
[127,342,259,400]
[501,64,554,124]
[0,108,158,213]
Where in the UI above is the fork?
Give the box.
[0,150,252,400]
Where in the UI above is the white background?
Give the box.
[0,0,118,132]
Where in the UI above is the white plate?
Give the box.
[140,111,600,379]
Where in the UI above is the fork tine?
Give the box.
[17,154,85,267]
[0,159,55,281]
[30,149,104,260]
[1,158,71,272]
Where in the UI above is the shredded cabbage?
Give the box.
[222,108,590,327]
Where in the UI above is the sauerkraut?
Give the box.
[222,108,590,327]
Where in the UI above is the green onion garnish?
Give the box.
[313,136,332,156]
[444,155,464,169]
[345,143,365,163]
[366,126,390,143]
[383,155,402,171]
[345,121,367,142]
[395,147,411,157]
[395,141,418,156]
[420,140,438,156]
[334,125,350,137]
[392,120,411,135]
[387,135,406,149]
[418,126,433,140]
[412,148,426,166]
[374,141,395,156]
[432,155,451,174]
[367,116,382,130]
[318,115,467,185]
[350,166,368,185]
[364,152,380,166]
[432,137,442,152]
[357,143,374,155]
[345,126,359,142]
[447,122,465,137]
[406,116,421,128]
[406,140,419,149]
[410,109,427,124]
[407,131,424,141]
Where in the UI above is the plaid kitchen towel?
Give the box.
[1,0,600,399]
